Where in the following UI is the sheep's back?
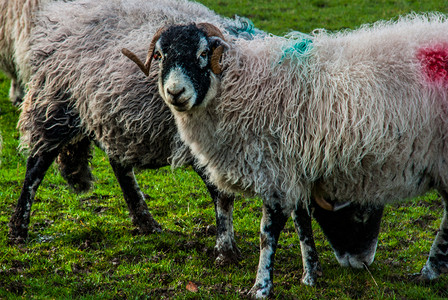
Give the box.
[202,14,448,205]
[308,14,448,202]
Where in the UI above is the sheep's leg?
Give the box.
[419,189,448,281]
[291,205,323,286]
[109,159,162,234]
[212,191,241,265]
[193,166,241,265]
[8,150,59,244]
[8,78,25,106]
[249,201,289,298]
[57,137,94,193]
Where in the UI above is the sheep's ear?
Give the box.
[122,48,149,76]
[144,26,168,74]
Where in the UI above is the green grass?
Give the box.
[1,0,448,299]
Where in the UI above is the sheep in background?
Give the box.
[11,0,251,265]
[0,0,52,105]
[14,0,385,286]
[128,15,448,297]
[0,0,47,155]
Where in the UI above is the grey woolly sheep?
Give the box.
[130,16,448,297]
[13,0,384,287]
[0,0,51,105]
[11,0,249,265]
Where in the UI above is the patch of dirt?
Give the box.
[146,287,177,299]
[178,240,206,252]
[412,214,437,228]
[32,219,55,231]
[71,263,89,275]
[1,280,25,295]
[0,259,31,276]
[195,224,216,238]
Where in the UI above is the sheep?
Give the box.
[124,15,448,297]
[0,0,47,154]
[10,0,253,266]
[0,0,51,105]
[13,0,385,286]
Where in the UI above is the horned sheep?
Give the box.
[11,0,250,265]
[13,0,385,288]
[126,14,448,297]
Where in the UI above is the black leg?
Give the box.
[193,165,241,265]
[420,189,448,280]
[109,159,161,234]
[249,201,289,298]
[291,204,323,286]
[57,137,94,193]
[8,150,59,244]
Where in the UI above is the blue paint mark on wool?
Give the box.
[226,16,265,39]
[236,17,257,34]
[280,35,313,62]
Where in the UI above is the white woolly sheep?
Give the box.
[0,0,51,105]
[14,0,385,286]
[126,14,448,297]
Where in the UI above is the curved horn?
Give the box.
[121,48,149,76]
[121,26,168,76]
[314,195,334,211]
[197,23,226,74]
[144,25,169,74]
[210,45,224,74]
[197,23,226,40]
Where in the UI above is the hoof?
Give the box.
[301,271,318,286]
[248,282,273,299]
[7,235,27,246]
[417,262,446,282]
[134,215,162,234]
[138,223,162,234]
[214,245,242,266]
[8,230,28,245]
[214,251,240,266]
[301,263,323,286]
[8,220,29,245]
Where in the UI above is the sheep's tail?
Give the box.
[56,137,94,193]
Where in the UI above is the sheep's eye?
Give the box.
[200,51,207,58]
[153,51,162,61]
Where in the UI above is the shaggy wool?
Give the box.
[0,0,49,89]
[19,0,263,168]
[172,13,448,211]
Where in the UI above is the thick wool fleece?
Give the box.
[0,0,50,88]
[173,14,448,210]
[19,0,261,168]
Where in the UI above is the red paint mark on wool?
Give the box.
[417,43,448,86]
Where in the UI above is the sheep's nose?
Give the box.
[167,87,185,100]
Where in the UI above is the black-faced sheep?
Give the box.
[15,0,383,287]
[126,16,448,297]
[11,0,251,266]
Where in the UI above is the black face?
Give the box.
[311,200,384,266]
[156,25,217,110]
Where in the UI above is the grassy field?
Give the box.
[1,0,448,299]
